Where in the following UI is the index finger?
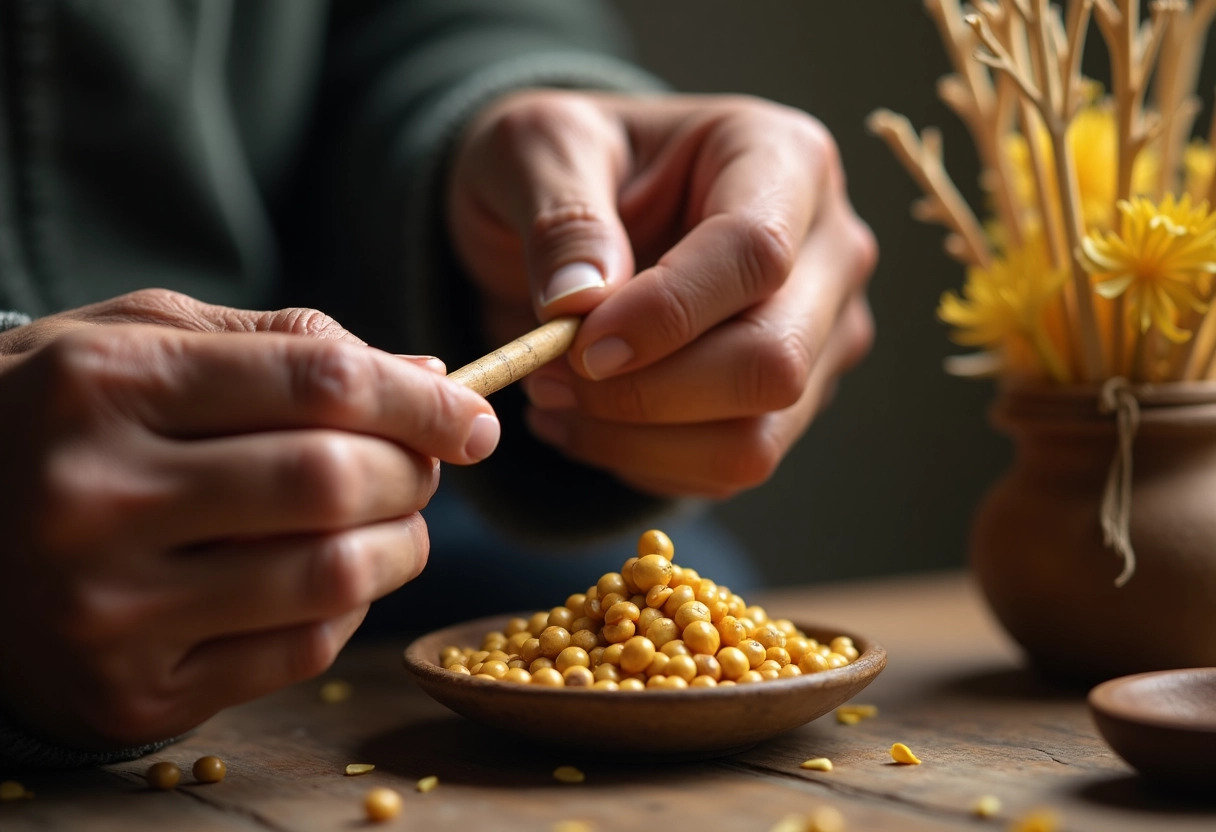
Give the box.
[69,326,500,465]
[570,103,834,380]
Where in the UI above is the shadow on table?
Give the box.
[929,665,1086,703]
[357,717,722,788]
[1073,774,1216,814]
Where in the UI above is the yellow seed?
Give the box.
[808,805,846,832]
[345,763,376,776]
[0,781,29,802]
[192,755,226,784]
[890,742,921,765]
[531,667,565,687]
[799,757,833,772]
[972,795,1001,818]
[563,665,595,687]
[768,815,807,832]
[837,704,878,720]
[618,677,646,691]
[1009,809,1059,832]
[364,787,403,822]
[145,762,181,790]
[553,765,585,784]
[637,528,674,559]
[416,775,439,793]
[503,667,533,684]
[632,554,674,591]
[554,820,594,832]
[319,679,353,704]
[836,712,862,725]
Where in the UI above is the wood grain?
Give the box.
[4,574,1215,831]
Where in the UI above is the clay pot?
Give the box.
[970,382,1216,684]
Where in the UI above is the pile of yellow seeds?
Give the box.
[439,530,860,689]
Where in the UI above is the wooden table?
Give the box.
[4,572,1215,831]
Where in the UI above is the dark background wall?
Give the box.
[607,0,1010,584]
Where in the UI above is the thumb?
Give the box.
[467,95,636,321]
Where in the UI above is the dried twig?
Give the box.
[926,0,1024,244]
[866,109,993,267]
[1151,0,1216,198]
[968,2,1106,380]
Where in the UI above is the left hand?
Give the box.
[447,90,876,498]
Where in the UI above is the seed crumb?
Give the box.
[416,775,438,793]
[890,742,921,765]
[835,704,878,724]
[552,822,594,832]
[552,765,585,784]
[973,794,1001,818]
[808,806,845,832]
[319,679,353,704]
[1009,809,1059,832]
[344,763,375,776]
[0,781,31,802]
[799,757,834,772]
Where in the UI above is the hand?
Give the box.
[0,290,499,747]
[447,91,876,498]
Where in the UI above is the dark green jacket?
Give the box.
[0,0,672,771]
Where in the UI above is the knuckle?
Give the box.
[292,343,371,423]
[490,91,600,154]
[266,307,348,339]
[740,328,813,411]
[290,436,364,526]
[647,274,699,348]
[106,288,200,324]
[601,372,657,423]
[310,532,372,613]
[735,216,797,297]
[848,216,880,284]
[718,420,784,492]
[289,622,342,681]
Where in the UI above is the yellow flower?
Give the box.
[938,239,1069,379]
[1007,104,1157,231]
[1080,195,1216,343]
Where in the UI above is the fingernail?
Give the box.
[464,413,501,461]
[542,261,605,306]
[396,354,447,374]
[524,376,577,409]
[582,337,633,379]
[527,409,569,447]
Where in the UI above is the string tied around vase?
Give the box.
[1098,377,1140,588]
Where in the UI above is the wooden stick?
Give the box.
[447,316,580,396]
[867,109,993,267]
[1152,0,1216,199]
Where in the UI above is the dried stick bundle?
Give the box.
[872,0,1216,384]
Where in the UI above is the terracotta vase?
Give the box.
[970,381,1216,684]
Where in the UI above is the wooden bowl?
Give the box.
[403,613,886,759]
[1088,668,1216,791]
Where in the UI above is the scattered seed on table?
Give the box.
[416,775,438,793]
[836,711,862,725]
[973,795,1001,818]
[552,765,585,784]
[800,757,834,772]
[890,742,921,765]
[145,762,181,790]
[0,780,31,802]
[1009,809,1059,832]
[192,756,226,784]
[552,821,594,832]
[319,679,353,704]
[808,806,845,832]
[345,763,375,776]
[363,787,403,823]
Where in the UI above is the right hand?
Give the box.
[0,290,500,749]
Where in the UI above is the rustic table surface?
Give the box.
[3,572,1214,831]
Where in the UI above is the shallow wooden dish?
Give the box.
[403,613,886,759]
[1088,667,1216,792]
